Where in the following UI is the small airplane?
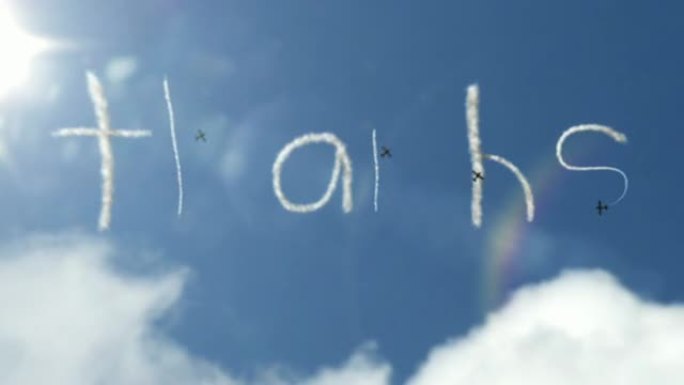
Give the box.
[380,146,392,158]
[195,130,206,142]
[472,170,484,182]
[596,200,608,216]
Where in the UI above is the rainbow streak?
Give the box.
[482,141,600,312]
[481,156,558,312]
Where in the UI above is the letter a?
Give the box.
[272,132,353,213]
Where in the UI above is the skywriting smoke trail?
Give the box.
[53,71,151,231]
[556,124,629,205]
[466,85,485,227]
[484,154,535,221]
[273,132,353,213]
[465,84,534,227]
[372,128,379,213]
[163,77,183,217]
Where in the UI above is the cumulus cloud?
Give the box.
[407,270,684,385]
[0,234,237,385]
[10,233,679,385]
[304,348,390,385]
[257,344,390,385]
[0,234,390,385]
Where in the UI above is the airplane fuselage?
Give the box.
[472,171,484,182]
[596,201,608,215]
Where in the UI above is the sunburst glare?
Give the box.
[0,6,50,99]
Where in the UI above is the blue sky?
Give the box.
[1,1,683,384]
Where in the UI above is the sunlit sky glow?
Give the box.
[0,6,50,99]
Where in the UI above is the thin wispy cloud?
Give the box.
[272,132,353,213]
[556,124,629,205]
[52,71,151,231]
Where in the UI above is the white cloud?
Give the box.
[407,270,684,385]
[0,233,237,385]
[302,345,391,385]
[106,56,138,84]
[255,343,390,385]
[8,233,679,385]
[0,233,390,385]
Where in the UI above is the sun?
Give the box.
[0,6,50,99]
